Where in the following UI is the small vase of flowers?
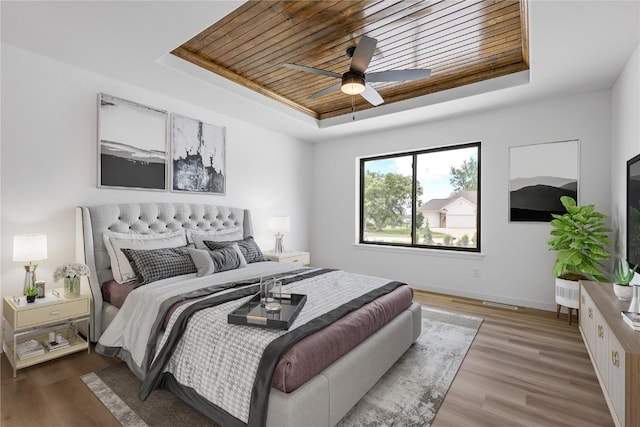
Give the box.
[54,262,90,299]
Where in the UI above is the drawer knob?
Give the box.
[611,350,620,367]
[597,325,603,338]
[49,310,61,316]
[588,308,593,318]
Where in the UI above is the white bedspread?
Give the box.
[98,262,298,370]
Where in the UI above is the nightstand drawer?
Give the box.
[279,253,310,265]
[15,299,89,329]
[265,250,311,266]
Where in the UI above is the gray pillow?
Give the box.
[188,244,247,277]
[203,236,267,264]
[121,246,196,285]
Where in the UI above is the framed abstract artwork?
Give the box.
[170,113,226,195]
[98,93,168,191]
[509,139,579,222]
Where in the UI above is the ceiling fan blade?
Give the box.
[283,63,341,79]
[367,69,431,82]
[360,84,384,106]
[350,35,377,74]
[309,82,342,100]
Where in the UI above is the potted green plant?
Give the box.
[612,258,637,300]
[547,196,611,313]
[25,286,38,303]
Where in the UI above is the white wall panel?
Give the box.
[611,43,640,275]
[311,91,612,310]
[0,45,312,305]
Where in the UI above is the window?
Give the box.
[359,142,480,252]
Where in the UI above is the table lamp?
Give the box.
[268,216,290,254]
[13,234,48,295]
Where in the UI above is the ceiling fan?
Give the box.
[283,35,431,106]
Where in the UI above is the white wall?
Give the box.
[611,42,640,267]
[1,44,312,302]
[311,91,612,310]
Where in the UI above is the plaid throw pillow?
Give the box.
[121,246,196,285]
[203,236,267,264]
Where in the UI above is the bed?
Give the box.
[76,203,422,427]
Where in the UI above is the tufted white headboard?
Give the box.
[76,203,253,341]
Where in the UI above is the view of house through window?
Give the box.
[360,142,480,251]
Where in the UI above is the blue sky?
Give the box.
[365,147,477,203]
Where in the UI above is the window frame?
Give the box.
[358,141,481,253]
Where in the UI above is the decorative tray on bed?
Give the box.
[228,293,307,330]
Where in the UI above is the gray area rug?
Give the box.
[82,307,482,427]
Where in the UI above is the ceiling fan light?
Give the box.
[341,74,365,95]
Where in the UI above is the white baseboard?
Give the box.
[409,283,557,312]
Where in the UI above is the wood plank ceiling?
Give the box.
[172,0,529,120]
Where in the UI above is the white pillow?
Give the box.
[186,227,244,249]
[103,230,187,284]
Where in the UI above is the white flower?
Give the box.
[53,262,90,281]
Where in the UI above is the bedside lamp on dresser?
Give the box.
[13,234,48,295]
[265,216,310,266]
[268,216,290,254]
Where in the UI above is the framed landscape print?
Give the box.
[509,139,579,222]
[98,93,168,191]
[171,113,226,195]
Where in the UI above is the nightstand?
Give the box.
[265,250,310,266]
[2,288,90,377]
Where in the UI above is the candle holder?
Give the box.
[265,280,282,313]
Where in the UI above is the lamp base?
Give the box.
[23,263,37,295]
[274,233,285,254]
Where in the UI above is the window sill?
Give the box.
[353,243,485,260]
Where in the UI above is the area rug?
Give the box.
[82,307,482,427]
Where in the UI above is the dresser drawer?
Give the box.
[279,253,310,265]
[15,298,89,329]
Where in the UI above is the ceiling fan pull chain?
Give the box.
[352,96,356,121]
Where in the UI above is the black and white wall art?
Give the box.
[509,139,579,222]
[171,114,225,195]
[98,93,168,190]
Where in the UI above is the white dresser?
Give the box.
[580,281,640,426]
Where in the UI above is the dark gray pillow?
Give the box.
[188,244,247,277]
[204,236,267,264]
[122,246,196,285]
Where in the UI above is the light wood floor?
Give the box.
[1,290,613,427]
[415,291,613,427]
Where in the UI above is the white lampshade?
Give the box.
[13,234,48,262]
[268,216,291,233]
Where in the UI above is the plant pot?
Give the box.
[555,278,580,309]
[26,295,36,303]
[613,283,634,301]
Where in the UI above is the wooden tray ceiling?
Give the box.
[172,0,529,120]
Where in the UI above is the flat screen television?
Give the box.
[627,153,640,269]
